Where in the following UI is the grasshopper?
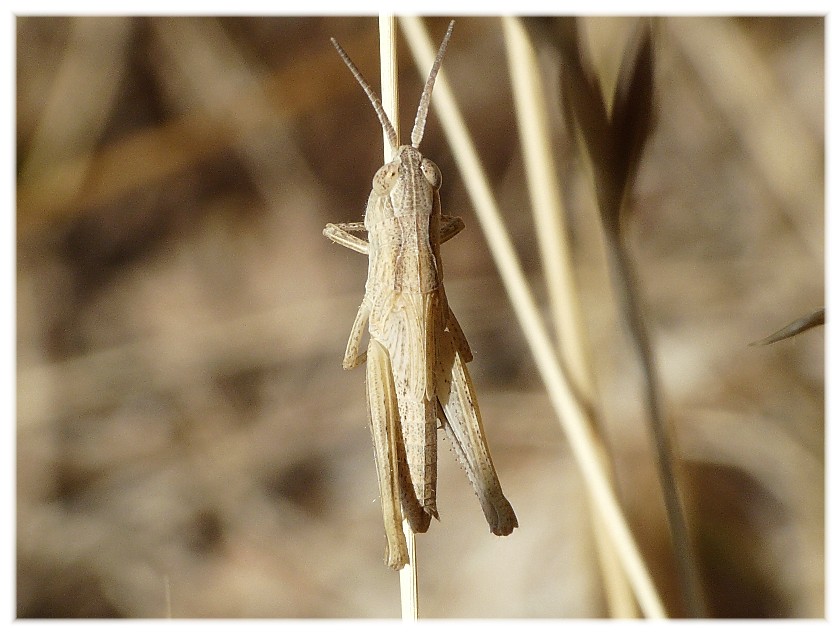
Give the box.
[324,21,517,569]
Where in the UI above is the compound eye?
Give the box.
[372,161,399,195]
[420,158,441,189]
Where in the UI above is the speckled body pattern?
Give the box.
[323,24,517,569]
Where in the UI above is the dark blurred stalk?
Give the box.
[524,16,705,617]
[603,228,706,619]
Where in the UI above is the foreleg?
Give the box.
[323,222,369,255]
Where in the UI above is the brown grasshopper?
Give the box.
[323,21,517,570]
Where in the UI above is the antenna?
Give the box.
[332,37,399,156]
[410,20,455,149]
[332,20,455,154]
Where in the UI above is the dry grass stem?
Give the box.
[501,16,636,617]
[400,15,665,618]
[501,18,592,397]
[545,17,704,616]
[377,12,420,620]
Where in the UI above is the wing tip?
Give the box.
[490,501,518,536]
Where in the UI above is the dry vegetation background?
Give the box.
[16,16,823,618]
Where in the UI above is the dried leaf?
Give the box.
[610,20,655,222]
[750,308,825,346]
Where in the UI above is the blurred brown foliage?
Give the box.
[16,16,823,618]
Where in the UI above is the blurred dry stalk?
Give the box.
[502,16,635,617]
[16,16,823,618]
[402,15,663,616]
[525,17,704,615]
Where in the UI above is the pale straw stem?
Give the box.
[378,13,420,621]
[502,17,637,617]
[400,15,665,618]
